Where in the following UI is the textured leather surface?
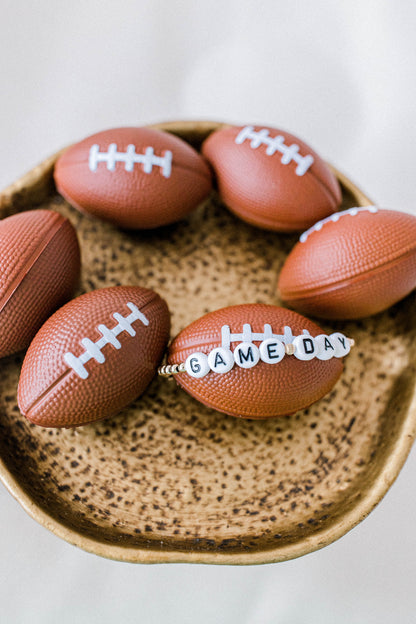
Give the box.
[201,125,341,232]
[18,286,170,427]
[0,209,80,357]
[278,209,416,318]
[168,304,343,418]
[54,127,212,229]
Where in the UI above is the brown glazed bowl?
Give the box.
[0,120,415,564]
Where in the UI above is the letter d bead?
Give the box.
[293,335,317,361]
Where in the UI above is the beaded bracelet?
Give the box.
[160,328,355,377]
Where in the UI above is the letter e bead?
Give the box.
[259,338,285,364]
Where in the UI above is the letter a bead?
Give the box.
[315,334,336,361]
[208,347,234,373]
[293,335,317,361]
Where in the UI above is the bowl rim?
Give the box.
[1,119,415,565]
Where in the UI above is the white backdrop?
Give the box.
[1,1,416,622]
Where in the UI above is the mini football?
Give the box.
[0,209,80,358]
[201,124,341,232]
[54,126,212,229]
[278,207,416,319]
[18,286,170,428]
[167,304,350,419]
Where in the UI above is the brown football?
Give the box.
[0,209,80,358]
[201,124,341,232]
[54,126,212,229]
[167,304,349,419]
[278,207,416,319]
[18,286,170,428]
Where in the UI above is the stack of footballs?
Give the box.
[1,124,416,428]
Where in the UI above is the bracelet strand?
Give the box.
[158,338,355,377]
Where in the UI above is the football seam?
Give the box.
[0,213,67,315]
[222,197,318,231]
[307,167,339,209]
[173,159,212,183]
[56,154,212,184]
[279,246,416,300]
[207,127,339,208]
[170,329,325,359]
[22,368,72,421]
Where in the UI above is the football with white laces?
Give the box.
[201,124,341,232]
[278,207,416,319]
[18,286,170,428]
[54,127,212,229]
[167,304,351,419]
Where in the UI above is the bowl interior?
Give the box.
[0,121,415,563]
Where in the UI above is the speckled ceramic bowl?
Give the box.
[0,121,415,564]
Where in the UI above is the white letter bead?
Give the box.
[293,335,317,361]
[315,334,336,360]
[207,347,234,373]
[185,352,210,378]
[233,342,260,368]
[259,338,285,364]
[330,332,351,357]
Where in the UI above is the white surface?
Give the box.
[1,1,416,622]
